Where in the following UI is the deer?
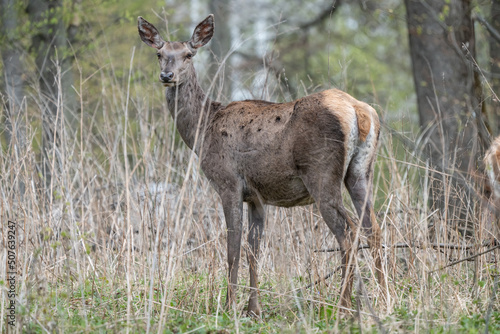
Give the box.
[138,14,385,316]
[485,136,500,205]
[483,136,500,241]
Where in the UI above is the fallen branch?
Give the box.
[314,242,492,253]
[309,241,500,288]
[429,244,500,273]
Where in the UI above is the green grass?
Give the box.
[11,271,500,333]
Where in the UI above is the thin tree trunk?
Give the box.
[27,0,67,188]
[62,0,82,127]
[405,0,483,229]
[1,0,26,198]
[208,0,232,102]
[491,0,500,134]
[0,0,25,147]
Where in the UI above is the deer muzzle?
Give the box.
[160,71,176,86]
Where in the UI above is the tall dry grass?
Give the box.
[0,39,499,333]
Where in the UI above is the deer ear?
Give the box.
[189,14,214,50]
[138,16,165,49]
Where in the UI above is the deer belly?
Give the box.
[244,174,314,207]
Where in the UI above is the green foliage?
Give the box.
[274,2,413,116]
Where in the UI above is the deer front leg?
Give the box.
[221,190,243,311]
[247,201,265,317]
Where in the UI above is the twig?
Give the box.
[176,239,214,257]
[314,242,490,253]
[429,244,500,273]
[294,266,341,291]
[474,14,500,44]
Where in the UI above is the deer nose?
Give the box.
[160,71,174,82]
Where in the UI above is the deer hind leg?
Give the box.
[344,163,386,303]
[302,176,356,311]
[246,201,265,317]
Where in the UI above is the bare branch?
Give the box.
[315,241,498,253]
[430,244,500,273]
[474,14,500,44]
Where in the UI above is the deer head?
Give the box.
[138,15,214,87]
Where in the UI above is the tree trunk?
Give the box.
[405,0,483,229]
[0,0,25,147]
[27,0,67,188]
[208,0,232,102]
[491,0,500,134]
[1,0,26,198]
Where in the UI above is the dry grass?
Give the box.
[0,46,499,334]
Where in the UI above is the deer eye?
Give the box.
[185,53,193,60]
[156,53,161,59]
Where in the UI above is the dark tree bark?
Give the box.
[208,0,232,103]
[404,0,483,227]
[26,0,80,190]
[27,0,67,187]
[491,0,500,134]
[1,0,26,198]
[0,0,25,147]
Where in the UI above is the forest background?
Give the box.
[1,0,500,332]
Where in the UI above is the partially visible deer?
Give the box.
[138,14,385,315]
[485,136,500,206]
[477,136,500,246]
[483,137,500,239]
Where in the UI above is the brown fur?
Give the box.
[138,15,385,315]
[355,105,371,142]
[485,136,500,207]
[482,136,500,243]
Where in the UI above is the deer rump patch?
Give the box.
[354,105,371,142]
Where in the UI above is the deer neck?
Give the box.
[165,68,218,153]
